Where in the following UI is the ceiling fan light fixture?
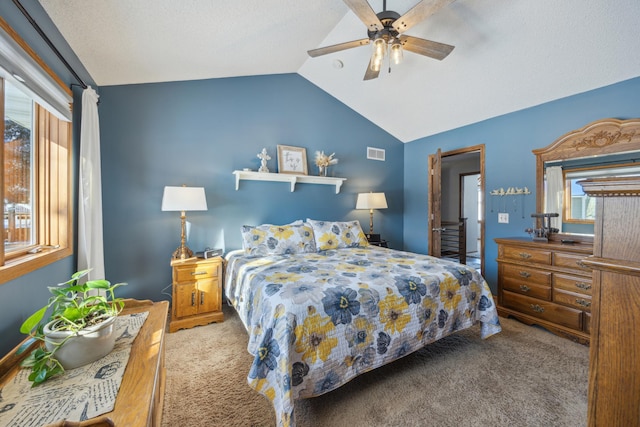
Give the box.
[371,33,386,71]
[372,34,386,57]
[390,38,403,65]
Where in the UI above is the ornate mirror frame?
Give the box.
[533,118,640,241]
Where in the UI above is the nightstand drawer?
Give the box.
[502,246,552,265]
[174,262,219,282]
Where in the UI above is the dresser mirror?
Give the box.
[533,118,640,240]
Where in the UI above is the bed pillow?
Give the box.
[306,219,369,251]
[241,223,316,255]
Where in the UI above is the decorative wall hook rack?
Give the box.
[490,186,532,216]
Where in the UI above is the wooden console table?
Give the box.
[0,299,169,427]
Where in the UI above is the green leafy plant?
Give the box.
[18,269,127,385]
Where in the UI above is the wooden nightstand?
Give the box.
[369,240,388,248]
[169,256,224,332]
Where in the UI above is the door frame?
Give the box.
[428,144,486,275]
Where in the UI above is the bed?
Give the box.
[225,219,501,426]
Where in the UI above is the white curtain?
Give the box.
[78,86,105,280]
[545,166,563,232]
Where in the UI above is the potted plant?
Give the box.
[18,269,127,385]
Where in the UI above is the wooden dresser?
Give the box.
[580,177,640,426]
[495,237,593,344]
[0,299,168,427]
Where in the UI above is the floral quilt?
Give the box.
[225,246,501,426]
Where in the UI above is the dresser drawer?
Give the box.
[502,291,582,330]
[174,262,219,282]
[502,264,551,286]
[553,252,591,273]
[502,246,552,265]
[553,288,592,312]
[503,279,551,300]
[554,273,593,296]
[502,263,551,300]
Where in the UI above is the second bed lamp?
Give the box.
[356,192,387,240]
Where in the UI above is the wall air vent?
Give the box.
[367,147,385,161]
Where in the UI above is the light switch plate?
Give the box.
[498,213,509,223]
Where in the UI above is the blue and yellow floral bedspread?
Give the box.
[225,246,501,427]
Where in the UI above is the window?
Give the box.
[4,81,34,253]
[563,163,640,223]
[0,18,73,284]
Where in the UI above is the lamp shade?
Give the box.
[161,186,208,211]
[356,192,387,210]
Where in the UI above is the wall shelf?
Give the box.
[232,170,346,194]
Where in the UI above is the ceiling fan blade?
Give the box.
[308,38,370,57]
[393,0,456,33]
[363,57,380,81]
[343,0,384,32]
[399,35,454,60]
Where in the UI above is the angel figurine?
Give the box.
[257,148,270,173]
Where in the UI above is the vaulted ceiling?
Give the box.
[39,0,640,142]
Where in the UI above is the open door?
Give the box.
[428,145,485,275]
[428,148,442,257]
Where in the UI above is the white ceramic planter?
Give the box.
[44,316,117,370]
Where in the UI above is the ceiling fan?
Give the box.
[308,0,455,80]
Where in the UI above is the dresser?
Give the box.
[0,299,168,427]
[580,177,640,426]
[169,256,224,332]
[495,237,593,344]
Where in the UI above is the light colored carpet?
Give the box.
[162,304,588,427]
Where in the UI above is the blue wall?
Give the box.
[404,76,640,292]
[98,74,404,302]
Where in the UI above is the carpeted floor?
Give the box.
[162,304,588,427]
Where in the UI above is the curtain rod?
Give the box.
[13,0,88,90]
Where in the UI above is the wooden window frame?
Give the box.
[0,18,73,285]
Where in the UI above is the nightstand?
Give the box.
[169,256,224,332]
[369,240,388,248]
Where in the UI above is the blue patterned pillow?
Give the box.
[306,219,369,251]
[241,223,316,255]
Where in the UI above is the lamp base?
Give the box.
[172,245,194,260]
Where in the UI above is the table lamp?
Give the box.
[356,192,387,235]
[162,185,208,259]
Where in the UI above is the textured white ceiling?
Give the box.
[39,0,640,142]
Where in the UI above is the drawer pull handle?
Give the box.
[576,261,588,268]
[519,252,532,259]
[191,291,196,306]
[575,282,592,291]
[530,304,544,313]
[192,271,207,276]
[519,271,531,278]
[519,285,531,292]
[200,292,204,305]
[575,298,591,308]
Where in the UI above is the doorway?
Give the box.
[428,145,485,274]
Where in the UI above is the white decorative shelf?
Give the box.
[232,170,346,194]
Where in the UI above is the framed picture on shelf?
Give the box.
[277,145,308,175]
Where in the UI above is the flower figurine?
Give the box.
[314,151,338,176]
